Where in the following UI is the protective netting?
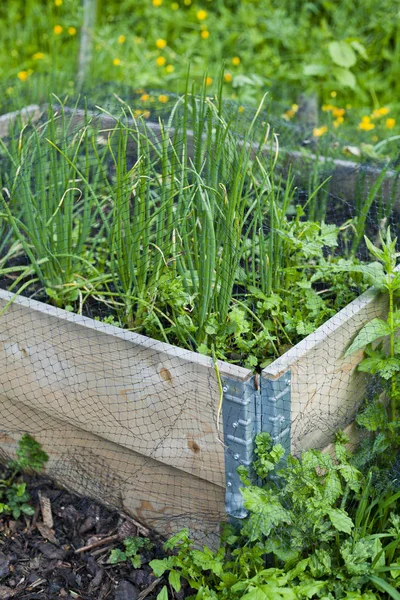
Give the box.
[0,83,398,545]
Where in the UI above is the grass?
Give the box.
[1,0,400,159]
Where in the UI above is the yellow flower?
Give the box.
[118,35,126,44]
[113,58,121,66]
[386,118,396,129]
[68,26,77,35]
[153,0,162,5]
[313,125,328,137]
[322,104,334,112]
[55,0,62,5]
[238,105,245,113]
[224,72,232,83]
[333,117,344,128]
[201,30,209,39]
[332,107,345,118]
[359,116,375,131]
[232,56,240,66]
[197,9,208,19]
[32,52,45,60]
[53,25,63,35]
[206,76,212,86]
[184,0,191,5]
[17,70,29,81]
[165,64,175,73]
[291,103,298,113]
[140,93,150,101]
[158,94,169,103]
[156,56,166,66]
[330,91,337,98]
[134,109,144,117]
[283,109,295,120]
[171,2,179,8]
[156,38,167,49]
[143,110,151,118]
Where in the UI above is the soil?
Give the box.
[0,473,191,600]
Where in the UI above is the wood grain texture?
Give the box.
[0,393,224,544]
[262,286,389,453]
[0,289,252,489]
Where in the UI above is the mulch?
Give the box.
[0,475,191,600]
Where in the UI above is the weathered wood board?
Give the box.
[0,288,252,490]
[262,286,388,453]
[0,105,41,138]
[0,393,224,542]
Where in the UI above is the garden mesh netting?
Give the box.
[0,82,398,545]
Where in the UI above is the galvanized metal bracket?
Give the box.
[222,370,291,518]
[260,371,291,456]
[221,375,257,519]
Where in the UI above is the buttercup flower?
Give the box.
[386,118,396,129]
[153,0,162,5]
[156,39,167,49]
[158,94,169,103]
[140,93,150,101]
[32,52,45,60]
[197,9,208,19]
[201,30,209,39]
[118,35,125,44]
[359,116,374,131]
[17,70,29,81]
[322,104,334,112]
[55,0,62,5]
[68,27,77,35]
[238,106,245,113]
[113,58,121,65]
[313,125,328,137]
[156,56,166,66]
[332,107,345,118]
[232,56,240,66]
[224,72,232,82]
[330,91,337,98]
[171,2,179,8]
[53,25,63,35]
[166,64,175,73]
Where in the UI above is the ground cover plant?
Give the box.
[139,231,400,599]
[0,82,386,368]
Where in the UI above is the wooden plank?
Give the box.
[262,286,388,453]
[0,105,42,138]
[0,393,224,544]
[0,289,252,489]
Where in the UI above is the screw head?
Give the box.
[226,481,232,487]
[234,453,240,460]
[232,421,238,429]
[222,385,228,393]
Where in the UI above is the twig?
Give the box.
[75,533,120,554]
[138,577,163,600]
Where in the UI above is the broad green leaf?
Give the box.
[150,558,172,577]
[169,570,181,593]
[356,402,387,431]
[332,67,356,88]
[156,586,169,600]
[241,487,292,538]
[345,319,391,356]
[295,579,326,598]
[108,548,126,564]
[303,64,328,76]
[327,508,354,533]
[329,41,357,68]
[350,40,368,60]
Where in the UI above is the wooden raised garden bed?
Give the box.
[0,105,391,541]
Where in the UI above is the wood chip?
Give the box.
[36,522,59,545]
[38,492,54,529]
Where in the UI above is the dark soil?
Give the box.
[0,474,190,600]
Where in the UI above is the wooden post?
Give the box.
[77,0,97,90]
